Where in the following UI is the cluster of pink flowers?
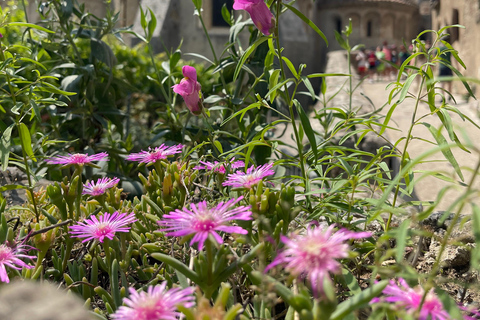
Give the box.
[158,196,252,251]
[370,278,450,320]
[0,241,36,283]
[112,282,195,320]
[126,144,184,164]
[83,177,120,196]
[223,163,275,189]
[69,212,137,243]
[46,152,109,166]
[194,159,245,174]
[266,224,371,297]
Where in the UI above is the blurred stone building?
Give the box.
[431,0,480,91]
[19,0,434,87]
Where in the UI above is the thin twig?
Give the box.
[23,219,72,241]
[65,281,96,291]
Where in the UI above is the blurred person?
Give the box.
[367,49,377,82]
[356,48,368,79]
[375,46,386,80]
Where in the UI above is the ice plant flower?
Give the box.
[83,177,120,196]
[126,144,183,164]
[233,0,275,35]
[45,152,108,166]
[194,160,245,174]
[69,212,137,243]
[370,278,449,320]
[112,282,195,320]
[172,66,203,115]
[266,224,371,297]
[158,196,252,251]
[0,242,35,283]
[223,163,275,189]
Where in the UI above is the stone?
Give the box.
[0,281,95,320]
[0,167,51,207]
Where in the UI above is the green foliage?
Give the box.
[1,1,480,320]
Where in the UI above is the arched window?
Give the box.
[212,0,233,27]
[334,16,342,33]
[367,20,373,37]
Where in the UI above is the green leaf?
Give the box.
[301,76,315,100]
[395,219,410,263]
[7,22,54,33]
[334,30,348,50]
[221,102,262,126]
[221,3,232,26]
[294,99,318,162]
[213,140,223,154]
[282,56,298,79]
[397,74,417,104]
[422,122,464,181]
[0,185,27,193]
[282,2,328,46]
[330,280,389,320]
[169,50,181,71]
[268,69,281,103]
[151,252,201,284]
[139,7,147,30]
[341,267,361,295]
[18,123,36,162]
[234,37,269,81]
[0,124,13,171]
[147,8,157,41]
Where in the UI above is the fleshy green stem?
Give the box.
[274,1,311,209]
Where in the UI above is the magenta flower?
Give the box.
[172,66,203,115]
[46,152,108,166]
[233,0,275,36]
[194,160,245,174]
[112,282,195,320]
[266,225,371,297]
[370,278,449,320]
[83,177,120,196]
[158,197,252,251]
[223,163,275,189]
[0,242,35,283]
[69,212,137,243]
[126,144,183,164]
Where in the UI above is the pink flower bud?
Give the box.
[172,66,203,115]
[233,0,275,36]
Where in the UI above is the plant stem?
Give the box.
[386,74,426,231]
[274,1,311,209]
[205,239,214,299]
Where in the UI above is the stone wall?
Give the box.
[432,0,480,95]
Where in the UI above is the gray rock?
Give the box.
[0,167,51,207]
[0,281,95,320]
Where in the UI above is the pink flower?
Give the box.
[158,197,252,251]
[83,177,120,196]
[266,225,371,297]
[233,0,275,36]
[69,212,137,243]
[126,144,183,164]
[222,163,275,189]
[194,160,245,174]
[370,278,449,320]
[172,66,203,115]
[112,282,195,320]
[46,152,108,166]
[0,242,35,283]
